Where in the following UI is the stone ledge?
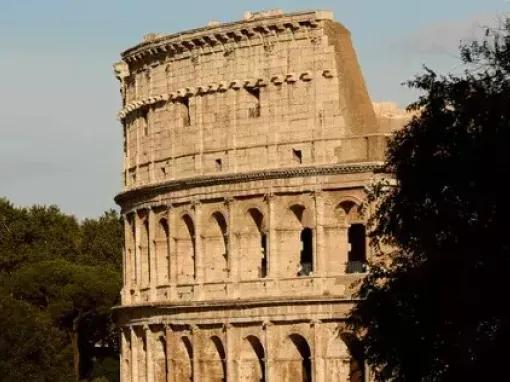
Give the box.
[115,161,384,205]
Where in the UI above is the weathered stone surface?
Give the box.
[114,9,390,382]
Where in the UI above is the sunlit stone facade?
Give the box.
[114,9,395,382]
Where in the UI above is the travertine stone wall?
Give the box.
[114,9,385,382]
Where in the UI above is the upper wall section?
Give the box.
[114,10,382,191]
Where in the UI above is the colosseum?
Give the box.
[113,9,401,382]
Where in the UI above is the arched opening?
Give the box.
[155,335,168,382]
[203,212,229,282]
[176,214,196,284]
[298,228,313,276]
[326,333,365,382]
[240,208,267,280]
[240,335,265,382]
[285,334,312,382]
[346,224,367,274]
[140,219,150,287]
[155,218,169,285]
[201,336,226,382]
[172,336,193,382]
[138,331,147,381]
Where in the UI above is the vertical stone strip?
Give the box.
[145,325,154,382]
[191,325,200,382]
[311,319,322,382]
[120,328,128,382]
[131,326,139,382]
[193,201,203,297]
[224,323,233,381]
[167,207,178,300]
[122,216,130,302]
[266,194,276,278]
[135,213,142,298]
[314,191,325,276]
[263,321,273,381]
[164,324,171,382]
[225,197,238,298]
[149,209,157,300]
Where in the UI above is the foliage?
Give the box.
[0,288,73,382]
[0,199,122,381]
[348,19,509,381]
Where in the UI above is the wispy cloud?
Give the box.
[396,14,505,57]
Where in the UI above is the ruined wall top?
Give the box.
[121,10,334,62]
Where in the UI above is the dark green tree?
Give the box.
[348,20,509,381]
[6,259,121,381]
[0,288,73,382]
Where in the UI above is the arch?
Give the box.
[277,204,315,277]
[203,211,229,282]
[155,217,170,285]
[240,335,265,382]
[172,336,193,382]
[175,214,196,284]
[325,333,365,382]
[201,335,226,382]
[140,219,150,287]
[240,207,268,280]
[154,334,168,382]
[278,334,312,382]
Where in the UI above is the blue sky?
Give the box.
[0,0,507,218]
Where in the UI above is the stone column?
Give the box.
[164,324,172,382]
[193,201,203,297]
[135,213,142,294]
[311,319,323,382]
[120,328,130,382]
[263,321,274,381]
[167,207,178,300]
[313,191,325,276]
[122,216,130,301]
[145,325,155,382]
[149,209,157,300]
[224,323,234,381]
[225,198,239,298]
[266,194,277,278]
[131,326,139,382]
[191,325,200,382]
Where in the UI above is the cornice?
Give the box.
[120,11,333,64]
[117,69,330,121]
[114,161,384,205]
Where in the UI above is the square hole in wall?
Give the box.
[215,158,223,171]
[292,148,303,164]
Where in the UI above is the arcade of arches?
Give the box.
[121,322,366,382]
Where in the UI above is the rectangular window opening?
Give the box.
[215,158,223,172]
[292,149,303,164]
[247,87,261,118]
[179,97,191,127]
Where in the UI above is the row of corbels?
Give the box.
[118,69,335,120]
[123,18,319,63]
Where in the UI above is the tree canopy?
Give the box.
[0,199,122,381]
[348,19,509,381]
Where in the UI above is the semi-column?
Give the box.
[266,194,277,278]
[224,323,234,381]
[193,201,204,296]
[263,321,274,381]
[167,207,178,300]
[131,326,139,382]
[135,212,142,296]
[149,209,157,300]
[314,191,325,275]
[191,325,200,382]
[120,327,131,382]
[145,325,155,382]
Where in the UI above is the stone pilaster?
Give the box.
[191,325,200,382]
[314,191,325,275]
[224,323,234,381]
[131,326,139,382]
[193,201,203,289]
[265,194,276,278]
[167,207,177,300]
[263,321,273,381]
[148,209,157,300]
[144,325,154,382]
[311,319,323,382]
